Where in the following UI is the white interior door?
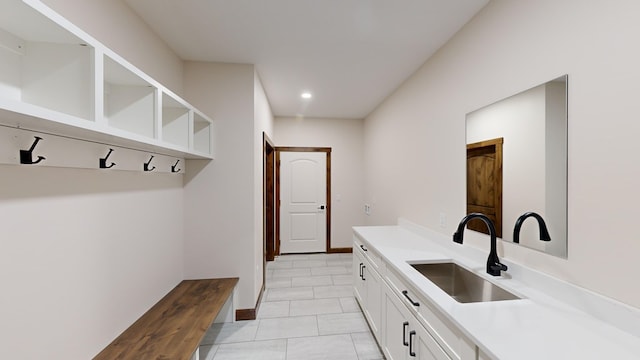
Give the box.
[280,151,327,253]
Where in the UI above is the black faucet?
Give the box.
[513,212,551,244]
[453,213,508,276]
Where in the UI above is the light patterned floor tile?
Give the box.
[258,301,290,318]
[255,315,319,340]
[265,287,314,301]
[291,275,333,287]
[202,320,259,345]
[267,261,293,269]
[289,298,343,316]
[339,297,361,313]
[266,278,292,289]
[327,258,354,267]
[272,268,312,278]
[216,254,384,360]
[314,284,354,298]
[292,259,327,268]
[351,332,385,360]
[212,339,286,360]
[286,334,359,360]
[305,253,334,260]
[317,312,370,335]
[332,274,353,285]
[311,266,350,276]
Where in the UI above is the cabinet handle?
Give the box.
[402,290,420,307]
[360,244,368,252]
[402,321,409,346]
[361,265,366,281]
[359,263,364,279]
[409,330,416,357]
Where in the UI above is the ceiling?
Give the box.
[125,0,488,119]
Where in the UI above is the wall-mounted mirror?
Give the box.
[465,75,567,258]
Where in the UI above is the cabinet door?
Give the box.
[383,283,452,360]
[383,288,409,360]
[413,323,451,360]
[353,249,366,304]
[364,261,382,340]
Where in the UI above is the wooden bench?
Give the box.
[94,278,238,360]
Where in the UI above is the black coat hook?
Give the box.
[144,155,156,171]
[99,148,116,169]
[171,160,181,173]
[20,136,46,165]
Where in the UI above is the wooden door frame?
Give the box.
[275,147,333,254]
[264,133,276,262]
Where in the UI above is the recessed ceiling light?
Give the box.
[301,92,312,99]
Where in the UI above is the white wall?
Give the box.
[0,166,184,359]
[274,117,366,248]
[183,62,264,310]
[0,2,189,359]
[41,0,184,94]
[364,0,640,309]
[254,72,274,298]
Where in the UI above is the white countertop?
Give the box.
[353,222,640,360]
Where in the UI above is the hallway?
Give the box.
[199,253,385,359]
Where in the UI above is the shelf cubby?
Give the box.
[161,92,189,149]
[103,55,156,139]
[193,112,212,155]
[0,0,93,121]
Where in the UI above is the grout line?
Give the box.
[284,337,289,360]
[350,332,363,360]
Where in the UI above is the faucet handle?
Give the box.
[489,262,508,275]
[452,231,463,244]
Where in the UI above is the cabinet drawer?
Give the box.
[353,236,384,273]
[418,300,464,360]
[386,267,420,309]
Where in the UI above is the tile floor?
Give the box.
[199,253,385,360]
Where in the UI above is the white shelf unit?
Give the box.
[0,0,93,122]
[0,0,214,160]
[103,55,156,139]
[193,111,213,156]
[161,92,189,149]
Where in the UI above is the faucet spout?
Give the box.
[513,212,551,243]
[453,213,507,276]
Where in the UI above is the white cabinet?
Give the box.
[386,267,478,360]
[353,237,383,341]
[364,258,382,338]
[0,0,214,160]
[383,281,450,360]
[353,247,366,303]
[353,235,483,360]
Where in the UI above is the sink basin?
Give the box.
[410,262,521,303]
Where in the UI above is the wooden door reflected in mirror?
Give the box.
[466,138,503,238]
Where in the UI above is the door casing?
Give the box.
[264,133,276,261]
[275,147,331,254]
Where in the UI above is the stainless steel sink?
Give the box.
[410,262,521,303]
